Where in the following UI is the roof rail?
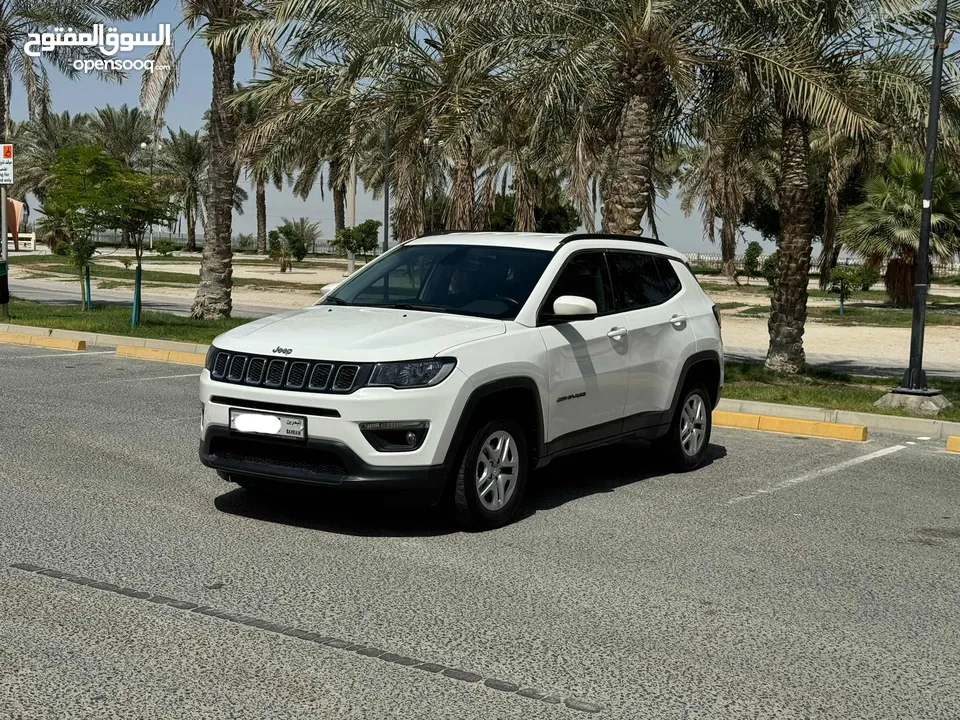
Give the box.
[559,232,667,248]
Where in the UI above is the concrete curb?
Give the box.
[947,437,960,453]
[116,346,206,366]
[717,398,960,441]
[713,410,867,442]
[0,330,85,351]
[0,323,209,355]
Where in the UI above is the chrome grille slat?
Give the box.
[333,364,360,391]
[245,357,266,384]
[212,352,230,378]
[286,362,309,389]
[308,363,333,390]
[264,359,287,387]
[227,355,247,381]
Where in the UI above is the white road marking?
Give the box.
[727,444,908,505]
[917,436,932,441]
[1,351,116,360]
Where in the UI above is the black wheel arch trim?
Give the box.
[442,376,546,469]
[668,350,723,417]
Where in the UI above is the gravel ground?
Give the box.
[0,344,959,719]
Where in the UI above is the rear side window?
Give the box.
[655,257,682,297]
[608,252,681,310]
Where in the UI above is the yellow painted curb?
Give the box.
[713,410,867,442]
[115,346,206,366]
[947,436,960,453]
[0,331,85,351]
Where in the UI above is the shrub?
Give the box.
[828,265,861,314]
[857,265,881,291]
[235,232,254,252]
[743,241,764,279]
[154,238,177,257]
[119,257,132,270]
[761,250,780,287]
[267,224,308,272]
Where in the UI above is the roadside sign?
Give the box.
[0,145,12,184]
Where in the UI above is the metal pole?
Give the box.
[900,0,948,392]
[346,157,357,276]
[0,185,8,319]
[383,121,390,254]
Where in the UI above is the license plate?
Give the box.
[229,409,306,440]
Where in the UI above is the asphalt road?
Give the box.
[1,344,959,719]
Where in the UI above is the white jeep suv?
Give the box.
[200,232,723,528]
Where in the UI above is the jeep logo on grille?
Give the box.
[272,346,293,355]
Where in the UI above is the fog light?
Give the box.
[359,421,429,452]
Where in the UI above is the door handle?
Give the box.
[607,327,627,340]
[670,314,688,327]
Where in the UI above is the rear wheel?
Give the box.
[452,418,529,530]
[658,384,712,471]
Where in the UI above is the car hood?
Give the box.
[213,305,506,361]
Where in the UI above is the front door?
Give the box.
[537,251,630,446]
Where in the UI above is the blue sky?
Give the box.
[12,0,771,254]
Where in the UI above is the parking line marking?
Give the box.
[9,562,603,714]
[0,351,116,360]
[727,444,908,504]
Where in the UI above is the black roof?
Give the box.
[559,233,667,247]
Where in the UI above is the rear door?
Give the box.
[537,251,630,446]
[607,251,698,427]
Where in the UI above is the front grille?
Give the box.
[209,436,349,481]
[208,351,369,394]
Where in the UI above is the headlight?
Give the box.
[368,358,456,388]
[205,345,218,371]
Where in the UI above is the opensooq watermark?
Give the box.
[24,24,171,74]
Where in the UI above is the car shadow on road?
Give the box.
[519,441,727,521]
[213,441,727,537]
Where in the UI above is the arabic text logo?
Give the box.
[24,24,171,58]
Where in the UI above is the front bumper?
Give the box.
[200,426,449,504]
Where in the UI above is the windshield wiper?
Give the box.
[322,296,351,306]
[378,303,448,313]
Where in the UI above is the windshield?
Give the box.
[323,243,554,320]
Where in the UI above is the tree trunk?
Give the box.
[186,207,197,252]
[603,65,654,235]
[765,115,813,374]
[514,165,536,232]
[192,45,238,319]
[330,157,346,235]
[255,177,266,254]
[448,134,474,231]
[720,212,737,278]
[818,153,841,289]
[120,229,130,249]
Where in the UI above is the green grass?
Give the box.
[736,303,960,326]
[16,258,324,292]
[96,280,128,290]
[715,301,748,310]
[4,297,250,343]
[724,361,960,422]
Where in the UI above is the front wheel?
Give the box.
[452,418,529,530]
[658,384,712,471]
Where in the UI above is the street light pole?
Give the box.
[900,0,948,394]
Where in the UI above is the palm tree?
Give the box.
[140,0,256,319]
[281,216,321,253]
[0,0,149,139]
[159,128,207,252]
[90,105,153,169]
[10,111,91,203]
[234,89,288,253]
[840,153,960,306]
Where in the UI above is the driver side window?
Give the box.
[542,251,613,317]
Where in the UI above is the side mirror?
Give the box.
[551,295,598,320]
[320,282,340,297]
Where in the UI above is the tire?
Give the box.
[452,418,529,530]
[658,383,712,471]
